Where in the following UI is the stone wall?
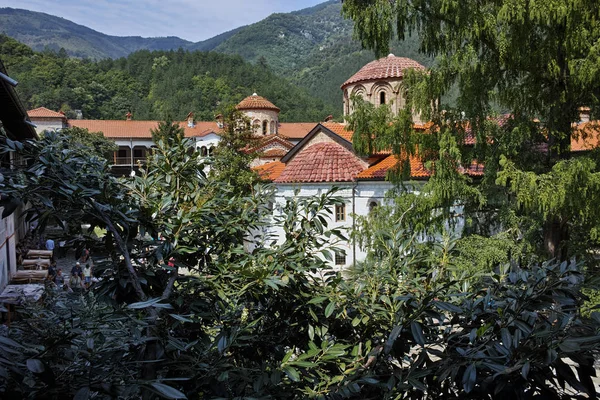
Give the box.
[244,110,279,136]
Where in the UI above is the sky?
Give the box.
[0,0,328,41]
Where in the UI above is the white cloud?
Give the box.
[0,0,327,41]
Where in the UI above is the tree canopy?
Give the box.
[0,34,335,122]
[342,0,600,260]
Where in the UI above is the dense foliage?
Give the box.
[0,34,334,122]
[343,0,600,261]
[1,128,600,399]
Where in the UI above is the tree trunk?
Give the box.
[543,216,568,260]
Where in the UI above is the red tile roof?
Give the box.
[275,142,367,183]
[255,161,286,181]
[461,160,485,177]
[357,154,432,180]
[27,107,66,119]
[342,54,426,88]
[322,122,353,141]
[68,120,220,139]
[251,135,294,152]
[276,122,352,141]
[572,121,600,151]
[236,94,280,112]
[260,148,288,157]
[278,122,318,139]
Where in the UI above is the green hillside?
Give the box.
[0,1,435,117]
[0,35,335,122]
[209,1,431,112]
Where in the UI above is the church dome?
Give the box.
[236,93,280,112]
[341,54,426,88]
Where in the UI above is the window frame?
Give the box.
[335,203,346,222]
[335,250,346,266]
[380,91,386,105]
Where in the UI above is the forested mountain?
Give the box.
[0,35,334,122]
[0,2,432,115]
[207,1,429,109]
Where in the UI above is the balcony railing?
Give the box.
[112,157,149,166]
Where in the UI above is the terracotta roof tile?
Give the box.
[275,142,367,183]
[358,154,486,180]
[260,148,288,157]
[27,107,66,119]
[278,122,318,139]
[322,122,353,141]
[236,94,280,112]
[357,154,431,180]
[462,160,485,177]
[342,54,426,88]
[68,120,220,139]
[254,161,286,181]
[251,135,294,152]
[572,121,600,151]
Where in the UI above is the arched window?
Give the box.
[380,91,386,105]
[270,120,275,134]
[208,147,215,156]
[262,120,268,135]
[253,119,261,135]
[369,201,379,213]
[200,146,208,156]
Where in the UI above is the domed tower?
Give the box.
[236,93,280,136]
[341,54,426,123]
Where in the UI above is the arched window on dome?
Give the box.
[270,120,275,134]
[253,119,261,135]
[380,91,386,105]
[262,120,268,136]
[200,146,208,157]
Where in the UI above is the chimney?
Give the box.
[324,114,333,123]
[579,107,591,123]
[126,112,132,121]
[187,112,195,128]
[215,114,224,129]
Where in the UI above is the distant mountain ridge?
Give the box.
[0,1,431,115]
[0,7,238,59]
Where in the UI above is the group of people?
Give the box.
[46,246,94,291]
[47,261,93,290]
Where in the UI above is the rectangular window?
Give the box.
[335,250,346,266]
[335,203,346,222]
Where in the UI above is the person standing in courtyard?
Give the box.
[79,247,90,263]
[83,263,93,289]
[45,237,55,260]
[70,262,84,289]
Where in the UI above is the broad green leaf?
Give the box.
[325,301,336,318]
[462,364,477,393]
[283,366,300,382]
[411,321,425,346]
[149,382,187,399]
